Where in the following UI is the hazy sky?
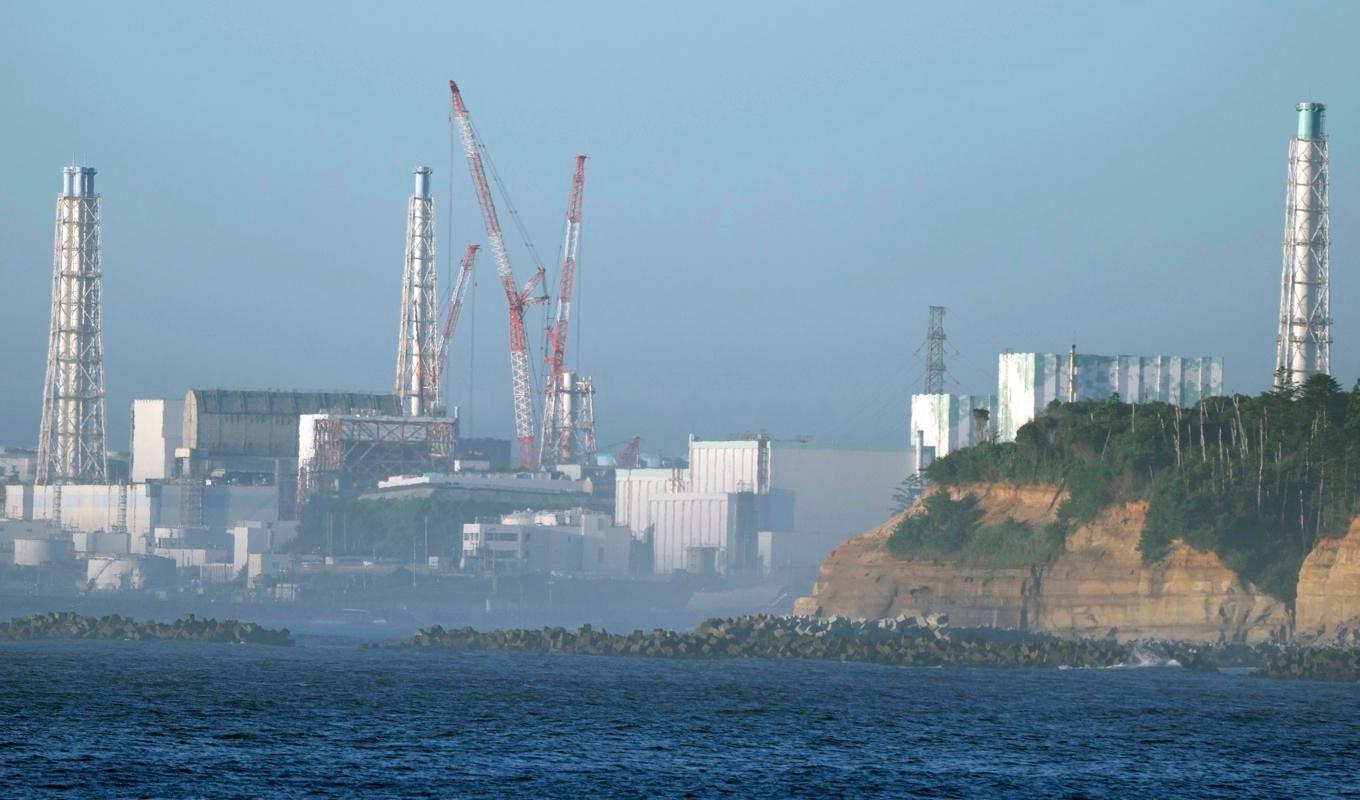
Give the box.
[1,2,1357,457]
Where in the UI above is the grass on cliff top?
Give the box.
[913,374,1360,602]
[887,492,1065,569]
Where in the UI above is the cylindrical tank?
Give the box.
[413,166,431,198]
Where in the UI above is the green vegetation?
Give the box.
[887,492,1065,568]
[917,374,1360,601]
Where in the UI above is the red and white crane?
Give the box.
[539,155,587,468]
[431,243,478,410]
[449,80,545,469]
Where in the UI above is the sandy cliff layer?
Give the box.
[795,483,1289,644]
[1296,519,1360,642]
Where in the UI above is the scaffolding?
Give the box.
[297,414,455,508]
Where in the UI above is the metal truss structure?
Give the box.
[297,415,455,507]
[1276,102,1331,388]
[449,80,545,469]
[37,166,108,485]
[540,156,591,468]
[924,306,946,394]
[395,167,439,416]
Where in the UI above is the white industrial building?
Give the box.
[616,435,913,577]
[2,483,280,546]
[909,393,998,460]
[231,520,298,580]
[130,399,183,482]
[996,352,1224,442]
[0,448,39,483]
[461,508,632,576]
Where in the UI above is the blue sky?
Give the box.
[1,1,1356,456]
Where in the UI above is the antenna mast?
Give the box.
[924,306,946,394]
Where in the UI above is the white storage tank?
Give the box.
[85,555,175,591]
[14,537,72,566]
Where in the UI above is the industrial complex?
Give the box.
[0,94,1337,621]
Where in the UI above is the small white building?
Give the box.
[461,508,632,576]
[245,553,294,587]
[0,448,38,483]
[14,536,73,567]
[72,531,130,557]
[130,398,184,482]
[231,520,299,578]
[910,393,998,459]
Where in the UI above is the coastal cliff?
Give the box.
[795,483,1290,644]
[1295,518,1360,642]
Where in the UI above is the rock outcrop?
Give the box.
[796,483,1289,644]
[1295,518,1360,643]
[0,612,293,646]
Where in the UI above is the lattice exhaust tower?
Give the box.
[1275,102,1331,387]
[37,166,108,484]
[394,167,438,416]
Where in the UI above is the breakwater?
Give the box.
[404,614,1217,670]
[0,612,293,646]
[1259,647,1360,682]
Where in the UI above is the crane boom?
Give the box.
[431,243,479,408]
[449,80,543,468]
[539,155,587,467]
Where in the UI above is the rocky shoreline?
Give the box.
[0,612,293,646]
[399,613,1221,671]
[399,613,1360,681]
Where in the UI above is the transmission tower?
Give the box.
[1275,102,1331,388]
[37,166,107,485]
[394,167,438,416]
[924,306,946,394]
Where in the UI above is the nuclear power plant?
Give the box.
[1275,102,1332,387]
[0,93,1341,609]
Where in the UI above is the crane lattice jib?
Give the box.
[450,80,538,468]
[539,156,587,467]
[432,244,479,400]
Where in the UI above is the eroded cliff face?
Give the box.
[795,483,1290,644]
[1296,519,1360,642]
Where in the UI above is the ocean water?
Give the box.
[1,637,1358,799]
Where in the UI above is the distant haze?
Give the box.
[1,1,1356,457]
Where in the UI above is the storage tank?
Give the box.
[86,555,175,591]
[14,537,72,566]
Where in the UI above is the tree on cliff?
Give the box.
[920,374,1360,602]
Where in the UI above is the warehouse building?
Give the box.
[461,508,633,575]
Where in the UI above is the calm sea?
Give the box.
[1,637,1357,798]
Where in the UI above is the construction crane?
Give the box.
[539,155,587,468]
[449,80,546,469]
[616,437,641,469]
[431,243,479,411]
